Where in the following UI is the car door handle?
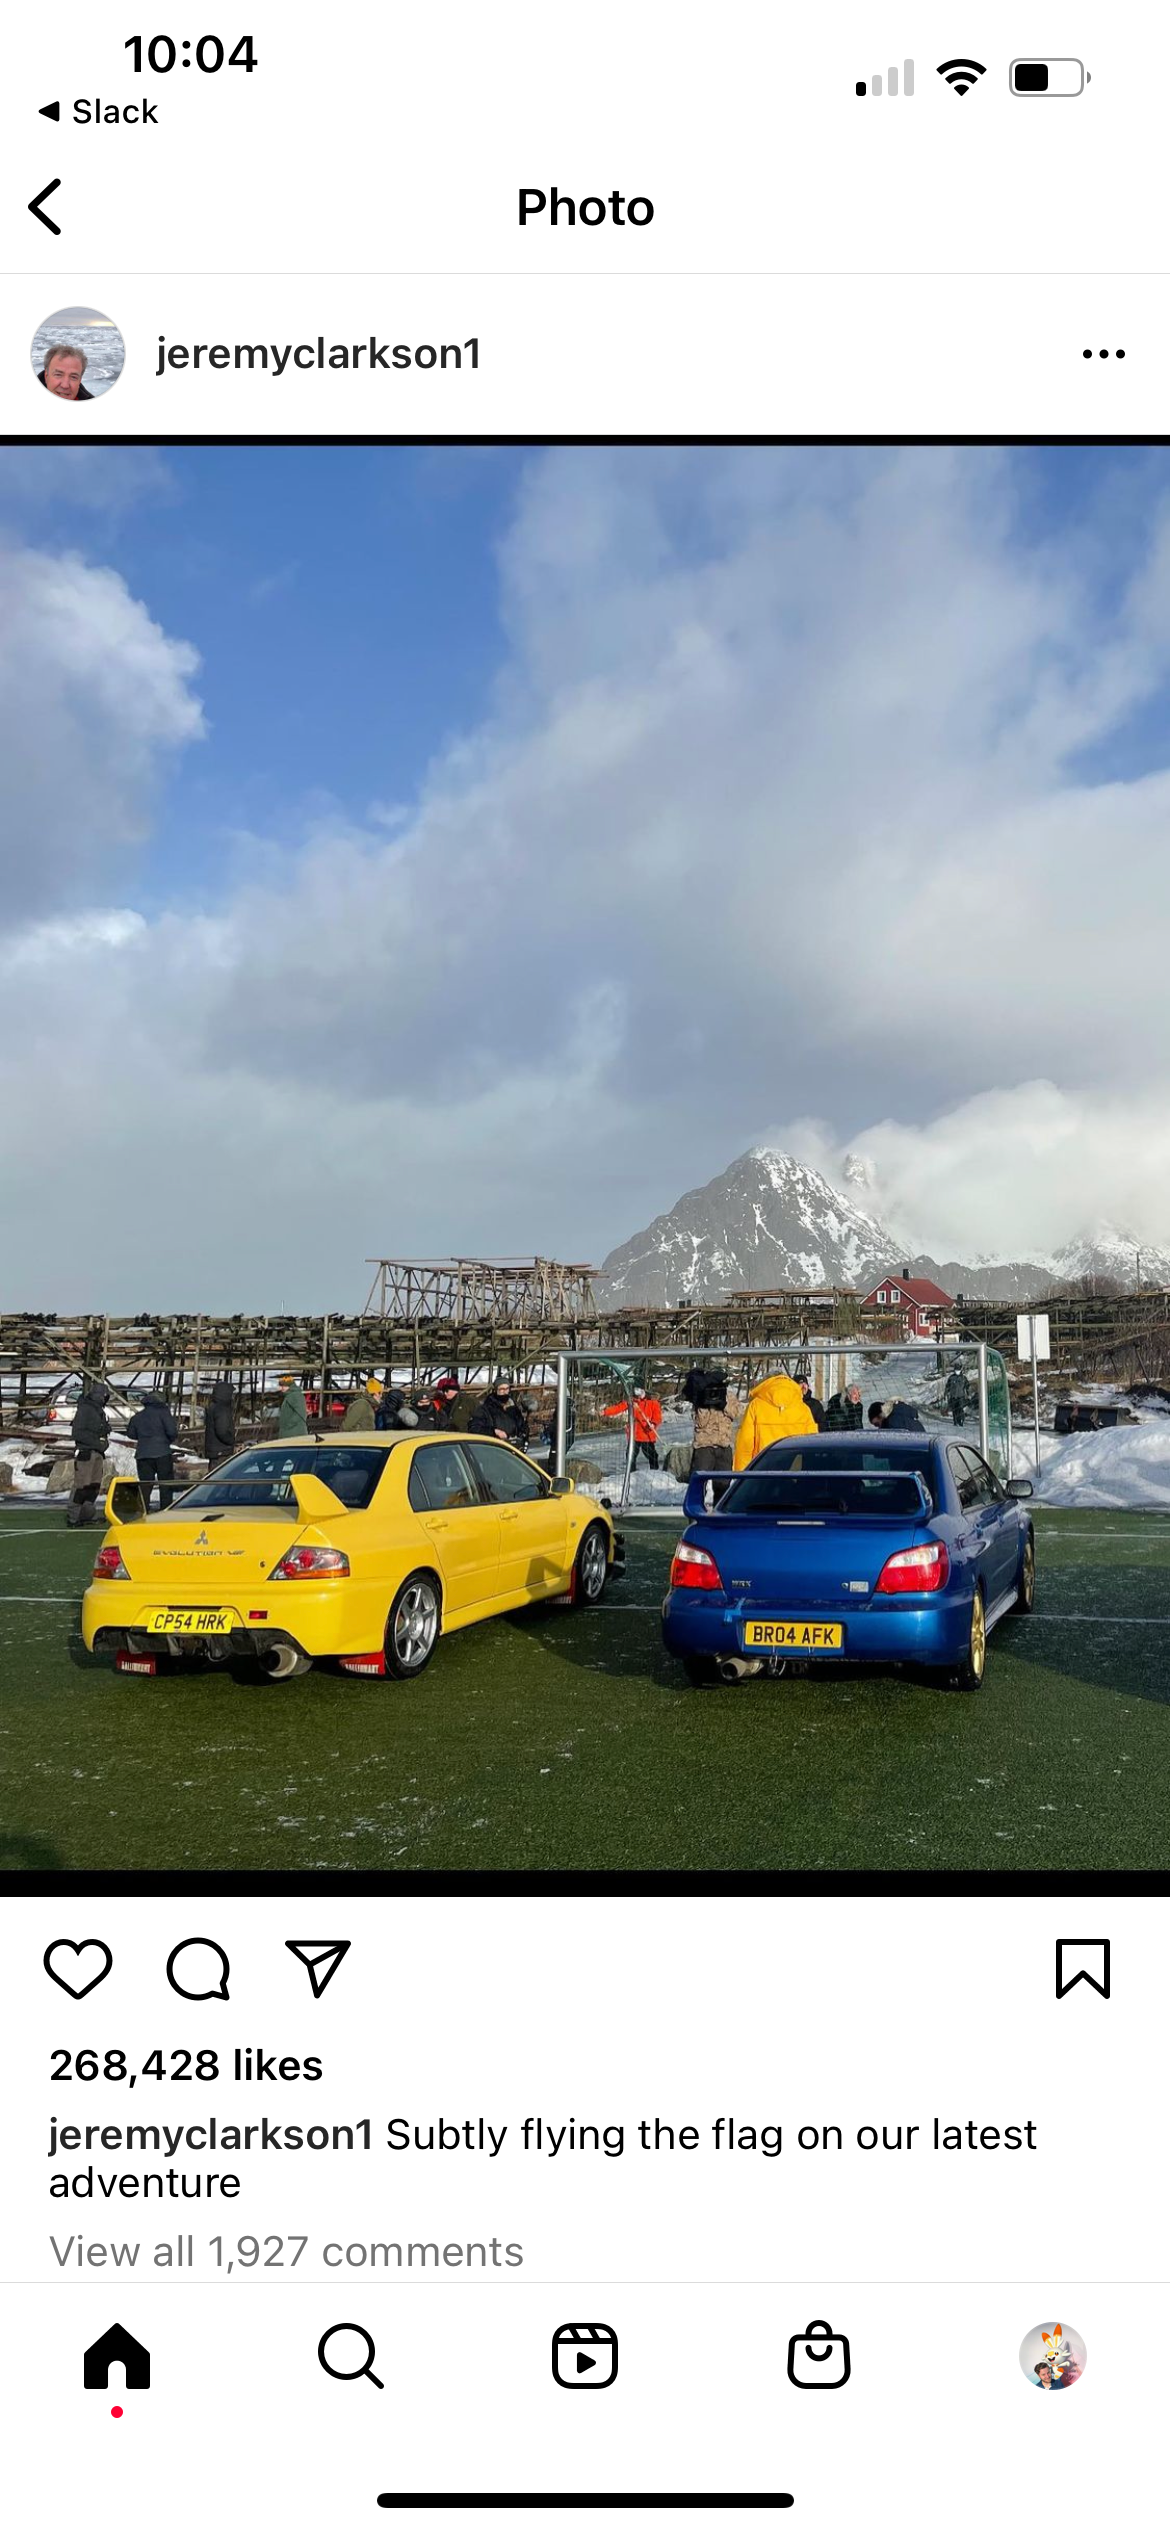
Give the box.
[427,1518,449,1531]
[500,1509,519,1523]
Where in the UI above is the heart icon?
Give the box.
[43,1939,113,2000]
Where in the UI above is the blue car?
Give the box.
[662,1435,1035,1691]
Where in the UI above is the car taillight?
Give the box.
[92,1544,130,1581]
[269,1544,350,1580]
[876,1541,950,1594]
[669,1542,723,1592]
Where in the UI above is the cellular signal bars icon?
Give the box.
[856,60,914,96]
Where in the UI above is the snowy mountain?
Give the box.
[1045,1226,1170,1291]
[597,1150,899,1307]
[596,1151,1170,1309]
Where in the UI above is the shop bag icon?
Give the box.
[787,2318,851,2389]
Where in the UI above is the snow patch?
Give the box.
[1017,1420,1170,1511]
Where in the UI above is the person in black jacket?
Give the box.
[797,1376,828,1430]
[127,1393,180,1510]
[67,1380,111,1528]
[825,1383,863,1430]
[470,1373,530,1450]
[376,1385,417,1430]
[868,1398,925,1433]
[202,1378,236,1467]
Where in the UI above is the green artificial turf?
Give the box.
[2,1506,1169,1873]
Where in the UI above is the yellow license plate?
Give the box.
[744,1619,844,1651]
[148,1608,232,1636]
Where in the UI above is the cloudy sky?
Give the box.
[3,440,1169,1309]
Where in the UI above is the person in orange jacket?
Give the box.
[732,1371,818,1468]
[603,1383,663,1469]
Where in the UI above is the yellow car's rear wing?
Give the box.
[104,1477,147,1526]
[289,1472,350,1522]
[102,1471,351,1526]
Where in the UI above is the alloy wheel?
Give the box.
[970,1591,987,1679]
[393,1579,439,1669]
[579,1528,608,1602]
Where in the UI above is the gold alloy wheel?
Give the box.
[970,1590,987,1680]
[1020,1538,1036,1609]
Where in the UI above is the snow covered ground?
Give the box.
[1014,1418,1170,1510]
[0,1434,141,1499]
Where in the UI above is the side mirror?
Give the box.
[550,1475,574,1496]
[1006,1477,1034,1499]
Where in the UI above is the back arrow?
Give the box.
[29,179,62,235]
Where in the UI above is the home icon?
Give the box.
[83,2322,151,2390]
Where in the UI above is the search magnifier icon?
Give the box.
[318,2323,384,2389]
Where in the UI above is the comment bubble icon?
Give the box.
[166,1938,231,2001]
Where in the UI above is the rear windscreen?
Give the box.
[176,1444,394,1512]
[723,1447,936,1516]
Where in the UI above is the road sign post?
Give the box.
[1016,1312,1051,1478]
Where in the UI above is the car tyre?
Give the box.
[570,1521,610,1608]
[941,1587,987,1691]
[1014,1532,1036,1613]
[385,1570,442,1679]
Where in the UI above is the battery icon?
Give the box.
[1009,58,1087,94]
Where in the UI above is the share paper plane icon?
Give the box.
[286,1939,351,1998]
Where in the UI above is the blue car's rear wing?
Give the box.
[683,1468,933,1522]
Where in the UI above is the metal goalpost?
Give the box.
[552,1339,1003,1508]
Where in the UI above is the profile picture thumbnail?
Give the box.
[31,305,126,403]
[1019,2320,1087,2390]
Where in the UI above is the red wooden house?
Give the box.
[861,1269,955,1339]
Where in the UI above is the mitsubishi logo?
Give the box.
[195,1530,210,1547]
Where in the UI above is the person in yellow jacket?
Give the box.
[732,1371,818,1468]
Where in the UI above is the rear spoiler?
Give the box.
[290,1472,350,1522]
[105,1477,147,1526]
[684,1468,933,1521]
[103,1470,351,1526]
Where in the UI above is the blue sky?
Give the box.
[37,446,527,910]
[4,440,1170,1308]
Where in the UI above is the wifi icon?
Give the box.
[937,57,987,94]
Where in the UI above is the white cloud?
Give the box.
[4,444,1170,1304]
[776,1085,1170,1261]
[0,546,204,924]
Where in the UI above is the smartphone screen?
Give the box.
[1,7,1165,2523]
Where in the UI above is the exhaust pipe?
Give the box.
[717,1656,764,1681]
[262,1641,305,1681]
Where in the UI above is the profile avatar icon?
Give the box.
[1019,2320,1086,2389]
[31,304,126,403]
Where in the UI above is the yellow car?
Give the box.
[81,1432,623,1680]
